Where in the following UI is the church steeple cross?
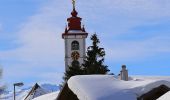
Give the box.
[72,0,76,9]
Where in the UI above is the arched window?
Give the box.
[71,41,79,50]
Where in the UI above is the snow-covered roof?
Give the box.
[24,83,48,100]
[68,30,86,33]
[157,91,170,100]
[68,75,170,100]
[32,91,59,100]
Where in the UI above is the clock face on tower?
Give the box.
[71,51,80,60]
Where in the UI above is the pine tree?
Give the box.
[63,60,84,81]
[82,34,110,74]
[62,33,110,84]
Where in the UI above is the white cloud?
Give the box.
[2,0,66,62]
[78,0,170,19]
[1,0,67,84]
[2,0,170,59]
[38,72,63,84]
[77,0,170,62]
[1,0,170,84]
[105,36,170,61]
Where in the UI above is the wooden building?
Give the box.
[137,85,170,100]
[56,83,78,100]
[24,83,47,100]
[56,75,170,100]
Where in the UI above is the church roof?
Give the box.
[62,0,88,38]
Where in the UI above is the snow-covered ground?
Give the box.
[32,91,59,100]
[0,84,59,100]
[68,75,170,100]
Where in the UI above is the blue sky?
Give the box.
[0,0,170,89]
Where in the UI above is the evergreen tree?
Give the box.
[63,60,83,81]
[62,33,110,84]
[82,34,110,74]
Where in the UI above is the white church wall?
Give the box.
[63,34,87,70]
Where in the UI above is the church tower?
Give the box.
[62,0,88,71]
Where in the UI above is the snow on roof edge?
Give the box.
[68,75,170,100]
[131,80,170,96]
[157,91,170,100]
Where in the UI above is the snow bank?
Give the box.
[68,75,170,100]
[32,91,59,100]
[157,91,170,100]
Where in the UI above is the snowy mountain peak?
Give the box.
[0,83,59,100]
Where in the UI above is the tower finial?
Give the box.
[71,0,78,17]
[72,0,76,9]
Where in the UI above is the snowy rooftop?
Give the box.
[157,91,170,100]
[68,30,86,33]
[32,91,59,100]
[68,75,170,100]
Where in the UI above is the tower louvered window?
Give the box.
[71,41,79,50]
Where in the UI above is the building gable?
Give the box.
[137,85,170,100]
[56,83,78,100]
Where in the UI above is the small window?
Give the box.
[71,41,79,50]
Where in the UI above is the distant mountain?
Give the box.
[0,83,59,100]
[41,83,59,92]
